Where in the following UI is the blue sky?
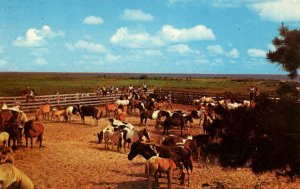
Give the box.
[0,0,300,74]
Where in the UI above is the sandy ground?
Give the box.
[9,104,300,189]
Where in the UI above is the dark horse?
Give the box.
[24,120,44,148]
[4,124,23,150]
[163,114,184,136]
[2,110,26,150]
[77,105,103,126]
[140,110,171,126]
[127,141,193,186]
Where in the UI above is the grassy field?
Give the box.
[0,72,280,97]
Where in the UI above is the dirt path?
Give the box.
[10,104,300,189]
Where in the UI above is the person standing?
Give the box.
[142,83,147,92]
[102,85,107,97]
[254,87,260,99]
[249,85,255,100]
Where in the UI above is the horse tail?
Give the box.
[98,131,104,144]
[118,134,122,150]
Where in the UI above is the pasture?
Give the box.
[0,72,279,97]
[8,104,300,189]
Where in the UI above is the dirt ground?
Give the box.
[10,104,300,189]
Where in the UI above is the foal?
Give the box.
[103,130,122,151]
[145,156,177,189]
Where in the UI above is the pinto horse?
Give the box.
[121,127,151,151]
[24,120,44,148]
[77,105,103,126]
[140,110,170,126]
[128,99,145,115]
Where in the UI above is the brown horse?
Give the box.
[105,103,118,118]
[0,109,27,133]
[35,103,51,121]
[24,120,44,148]
[116,112,126,122]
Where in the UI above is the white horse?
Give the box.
[115,99,130,106]
[0,163,34,189]
[65,106,79,122]
[0,132,9,147]
[1,103,8,110]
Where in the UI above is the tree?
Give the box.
[267,23,300,79]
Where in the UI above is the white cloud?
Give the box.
[168,44,192,54]
[120,9,154,22]
[160,25,215,42]
[207,45,224,55]
[247,48,266,58]
[12,25,64,47]
[83,16,104,25]
[66,40,107,53]
[207,45,239,59]
[110,24,215,49]
[110,27,164,48]
[227,48,240,59]
[251,0,300,22]
[35,57,48,65]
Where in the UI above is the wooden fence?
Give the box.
[153,89,285,105]
[1,88,298,113]
[0,89,154,113]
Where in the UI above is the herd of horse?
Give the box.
[0,90,257,189]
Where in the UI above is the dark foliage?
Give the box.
[275,81,299,97]
[267,23,300,79]
[202,93,300,176]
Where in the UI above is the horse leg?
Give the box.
[123,141,127,152]
[81,115,85,124]
[167,170,172,189]
[31,137,33,148]
[39,135,43,148]
[154,170,160,188]
[26,137,28,148]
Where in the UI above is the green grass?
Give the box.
[0,73,279,97]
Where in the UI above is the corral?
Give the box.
[1,104,299,189]
[1,89,300,189]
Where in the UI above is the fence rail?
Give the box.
[1,88,299,113]
[153,89,299,105]
[0,89,154,113]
